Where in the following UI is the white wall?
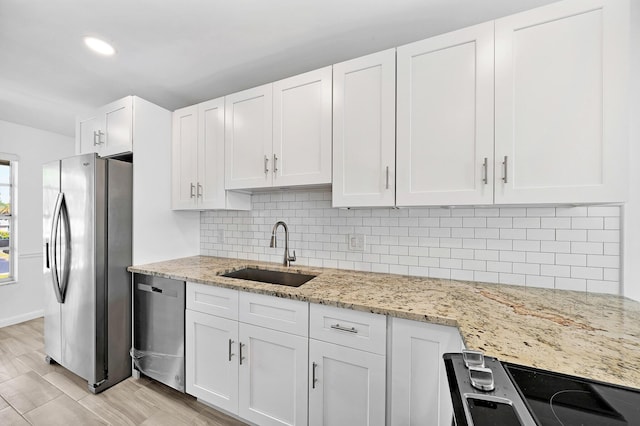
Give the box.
[202,190,622,295]
[0,120,74,326]
[132,97,200,265]
[623,0,640,302]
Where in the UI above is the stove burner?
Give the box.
[505,364,639,426]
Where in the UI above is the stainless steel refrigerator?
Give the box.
[43,153,132,393]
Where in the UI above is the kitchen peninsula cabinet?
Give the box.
[390,318,464,426]
[332,49,396,207]
[396,22,494,206]
[172,99,250,210]
[494,0,628,204]
[225,67,332,190]
[76,95,134,157]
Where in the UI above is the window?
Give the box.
[0,157,16,283]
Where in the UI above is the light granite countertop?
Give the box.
[128,255,640,389]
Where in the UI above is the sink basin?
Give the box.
[222,267,316,287]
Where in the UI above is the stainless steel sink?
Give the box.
[222,267,316,287]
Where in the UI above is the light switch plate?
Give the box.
[214,229,225,244]
[348,234,365,251]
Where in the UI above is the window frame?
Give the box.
[0,153,18,285]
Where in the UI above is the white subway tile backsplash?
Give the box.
[571,266,603,280]
[571,242,603,255]
[487,261,512,273]
[513,217,541,228]
[556,253,587,266]
[499,273,526,286]
[587,230,620,243]
[201,189,622,296]
[540,264,571,278]
[556,277,587,291]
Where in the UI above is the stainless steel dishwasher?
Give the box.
[132,273,185,392]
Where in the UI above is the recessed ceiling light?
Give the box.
[83,36,116,56]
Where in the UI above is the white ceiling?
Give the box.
[0,0,560,137]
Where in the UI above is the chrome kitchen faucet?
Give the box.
[270,221,296,267]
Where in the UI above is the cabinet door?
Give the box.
[333,49,396,207]
[198,98,226,209]
[239,323,308,426]
[397,22,494,206]
[225,84,273,190]
[171,105,198,209]
[100,96,133,157]
[185,310,239,413]
[390,318,464,426]
[76,113,100,155]
[495,0,629,204]
[309,339,385,426]
[273,67,332,187]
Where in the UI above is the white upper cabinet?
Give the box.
[494,0,629,204]
[76,96,133,157]
[172,105,198,209]
[172,99,251,210]
[225,68,332,191]
[225,84,274,190]
[273,67,332,187]
[396,22,495,206]
[332,49,396,207]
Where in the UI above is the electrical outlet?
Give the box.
[214,229,225,244]
[348,234,365,252]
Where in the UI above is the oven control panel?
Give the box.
[444,351,538,426]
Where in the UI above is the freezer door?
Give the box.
[59,154,106,385]
[43,160,62,362]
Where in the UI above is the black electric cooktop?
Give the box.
[504,363,640,426]
[444,352,640,426]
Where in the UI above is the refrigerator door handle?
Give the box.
[59,196,71,302]
[50,192,70,303]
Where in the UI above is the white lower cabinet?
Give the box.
[185,283,308,426]
[390,317,464,426]
[308,339,385,426]
[185,309,239,413]
[186,284,467,426]
[239,323,308,426]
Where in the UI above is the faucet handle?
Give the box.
[289,250,296,263]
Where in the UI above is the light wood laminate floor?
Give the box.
[0,318,246,425]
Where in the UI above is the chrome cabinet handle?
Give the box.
[330,324,358,334]
[228,339,234,362]
[197,183,203,198]
[239,342,245,365]
[482,157,488,185]
[190,183,195,198]
[502,156,508,183]
[273,154,278,174]
[386,166,390,189]
[264,155,269,175]
[93,130,104,146]
[312,362,318,389]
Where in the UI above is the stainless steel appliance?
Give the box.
[43,153,132,394]
[132,273,185,392]
[444,351,640,425]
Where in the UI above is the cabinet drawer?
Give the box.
[186,282,239,320]
[239,292,309,337]
[309,304,386,355]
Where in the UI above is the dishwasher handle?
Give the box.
[136,283,178,298]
